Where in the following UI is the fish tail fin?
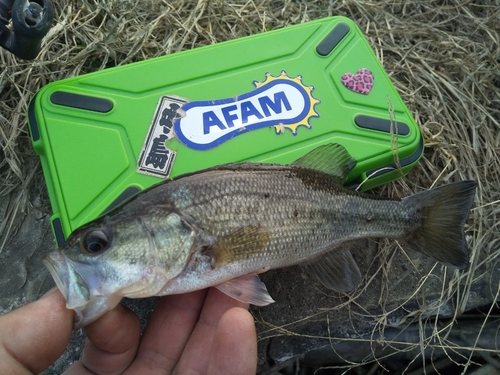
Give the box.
[402,180,477,269]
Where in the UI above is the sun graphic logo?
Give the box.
[173,71,321,150]
[253,71,320,135]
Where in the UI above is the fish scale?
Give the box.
[158,167,410,269]
[42,144,476,327]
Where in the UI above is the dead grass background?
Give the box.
[0,1,499,374]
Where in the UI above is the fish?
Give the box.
[42,143,477,328]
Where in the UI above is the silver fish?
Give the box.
[42,144,477,327]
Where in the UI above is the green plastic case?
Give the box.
[28,16,423,246]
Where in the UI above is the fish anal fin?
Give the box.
[303,246,362,293]
[215,274,275,306]
[205,224,270,268]
[292,143,356,181]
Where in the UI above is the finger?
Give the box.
[64,303,140,375]
[173,288,249,375]
[0,288,73,374]
[207,307,257,375]
[126,289,208,374]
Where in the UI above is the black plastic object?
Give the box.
[28,93,40,141]
[0,0,54,60]
[316,23,350,56]
[51,217,66,248]
[102,187,142,216]
[50,92,114,113]
[355,115,410,135]
[346,135,425,191]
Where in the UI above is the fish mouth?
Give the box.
[42,252,71,301]
[42,251,91,310]
[42,251,120,328]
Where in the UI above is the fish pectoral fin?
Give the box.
[215,274,275,306]
[204,224,270,268]
[291,143,356,181]
[303,246,362,293]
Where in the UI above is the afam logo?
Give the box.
[174,71,320,150]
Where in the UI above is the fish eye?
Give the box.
[81,229,111,254]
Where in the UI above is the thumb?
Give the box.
[0,287,74,374]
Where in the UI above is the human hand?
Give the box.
[65,288,257,375]
[0,287,74,374]
[0,287,257,375]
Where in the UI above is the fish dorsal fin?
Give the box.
[302,245,362,293]
[292,143,356,180]
[216,273,275,306]
[205,224,271,268]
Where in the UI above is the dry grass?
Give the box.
[0,0,499,374]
